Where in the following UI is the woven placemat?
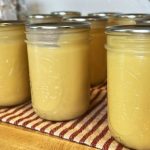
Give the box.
[0,85,129,150]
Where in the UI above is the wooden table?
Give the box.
[0,122,97,150]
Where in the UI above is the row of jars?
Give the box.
[1,11,150,150]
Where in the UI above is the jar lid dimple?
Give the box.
[106,25,150,34]
[26,22,90,30]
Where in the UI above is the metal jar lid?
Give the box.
[113,13,150,19]
[27,14,61,19]
[26,22,90,30]
[64,16,108,22]
[50,11,81,17]
[136,17,150,24]
[0,20,24,27]
[88,12,121,18]
[106,25,150,34]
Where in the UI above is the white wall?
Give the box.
[26,0,150,15]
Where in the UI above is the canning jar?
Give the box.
[26,22,90,121]
[106,25,150,150]
[65,16,107,86]
[50,11,81,18]
[0,21,30,106]
[108,13,150,25]
[27,14,62,24]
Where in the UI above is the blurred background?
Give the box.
[0,0,150,20]
[26,0,150,14]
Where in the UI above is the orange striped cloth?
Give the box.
[0,85,129,150]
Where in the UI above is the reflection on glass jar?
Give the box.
[108,13,150,26]
[106,25,150,150]
[26,22,90,121]
[0,21,30,106]
[88,12,121,20]
[27,14,62,24]
[50,11,81,18]
[65,16,107,86]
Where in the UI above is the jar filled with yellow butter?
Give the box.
[106,25,150,150]
[27,14,62,24]
[108,13,150,25]
[65,16,107,86]
[0,21,30,106]
[50,11,81,18]
[26,22,90,121]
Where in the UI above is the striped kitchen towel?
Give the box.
[0,85,129,150]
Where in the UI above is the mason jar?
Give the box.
[27,14,62,24]
[108,13,150,25]
[106,25,150,150]
[65,16,107,86]
[26,22,90,121]
[0,21,30,106]
[50,11,81,18]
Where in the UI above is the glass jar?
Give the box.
[108,13,150,26]
[50,11,81,18]
[0,21,30,106]
[106,25,150,150]
[26,22,90,121]
[27,14,62,24]
[65,16,107,86]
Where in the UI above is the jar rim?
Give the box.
[26,22,90,30]
[50,11,81,16]
[65,16,108,22]
[113,13,150,19]
[137,19,150,24]
[106,25,150,34]
[88,12,121,18]
[27,14,61,19]
[0,20,24,27]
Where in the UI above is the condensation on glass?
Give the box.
[106,25,150,150]
[26,22,90,121]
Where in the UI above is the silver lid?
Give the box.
[88,12,121,18]
[51,11,81,16]
[28,14,61,19]
[64,16,107,22]
[0,20,24,26]
[26,22,90,30]
[106,25,150,34]
[136,17,150,24]
[113,13,150,19]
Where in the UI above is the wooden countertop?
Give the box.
[0,122,98,150]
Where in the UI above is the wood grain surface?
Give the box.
[0,122,98,150]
